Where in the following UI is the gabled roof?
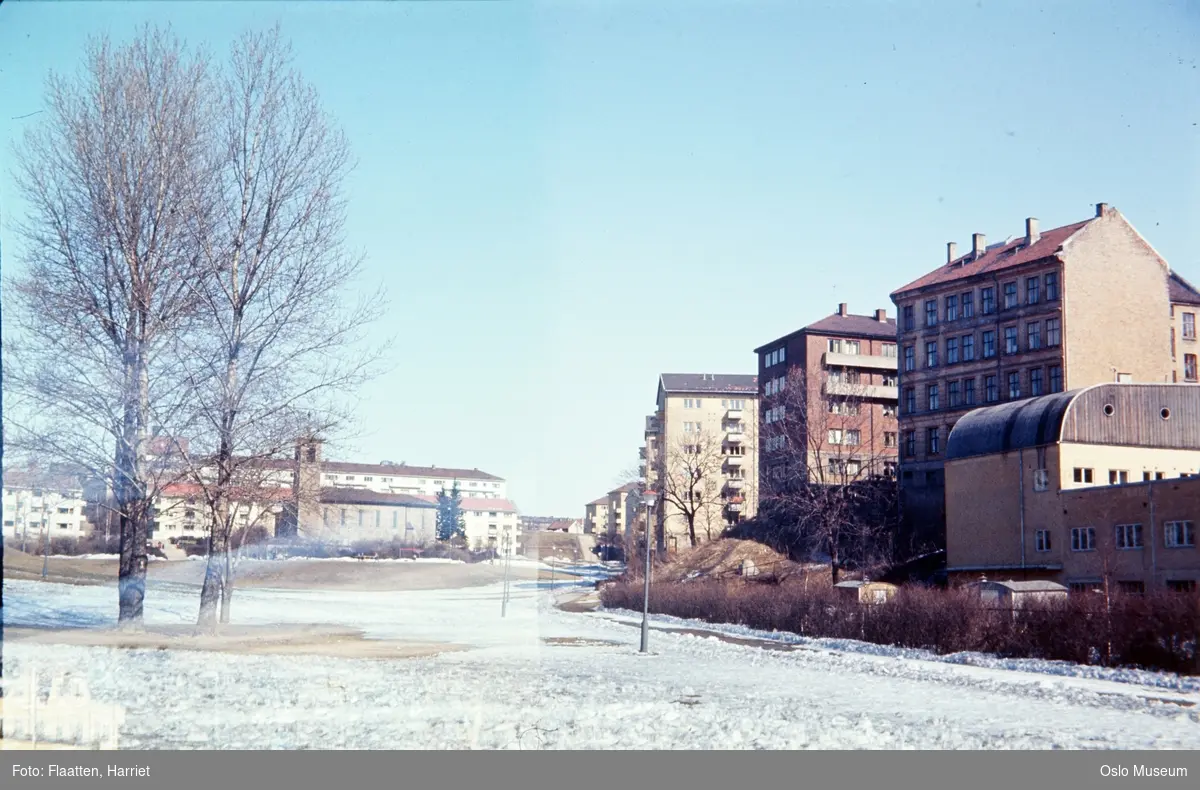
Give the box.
[319,488,436,508]
[609,482,640,495]
[659,373,758,395]
[1170,271,1200,306]
[754,310,896,353]
[321,461,503,481]
[970,579,1068,593]
[587,496,611,507]
[891,218,1093,297]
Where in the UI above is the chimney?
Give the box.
[1025,217,1040,245]
[947,241,957,264]
[875,308,887,322]
[1096,202,1109,217]
[972,233,986,259]
[838,303,848,317]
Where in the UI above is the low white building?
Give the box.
[150,483,289,546]
[2,468,90,542]
[415,495,520,554]
[318,461,507,500]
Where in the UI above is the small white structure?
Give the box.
[2,668,124,749]
[967,576,1069,609]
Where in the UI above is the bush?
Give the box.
[599,579,1200,675]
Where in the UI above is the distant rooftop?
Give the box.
[754,304,896,353]
[321,461,503,482]
[659,373,758,395]
[1170,271,1200,306]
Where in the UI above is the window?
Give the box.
[882,374,897,387]
[882,403,898,417]
[961,291,975,318]
[829,400,860,415]
[1045,272,1059,301]
[884,432,898,448]
[926,341,939,368]
[829,339,859,354]
[882,343,898,358]
[982,330,996,358]
[1004,326,1019,355]
[904,387,916,414]
[392,511,399,529]
[1030,368,1044,396]
[1025,276,1040,305]
[1069,581,1101,594]
[1183,312,1196,340]
[684,398,703,409]
[981,287,996,315]
[325,474,337,481]
[845,429,861,446]
[963,378,976,405]
[925,299,938,327]
[346,475,356,481]
[1186,354,1198,382]
[1115,523,1143,550]
[1073,467,1094,484]
[1003,282,1018,309]
[961,334,975,362]
[1033,469,1050,491]
[927,427,940,455]
[828,429,844,445]
[364,476,374,482]
[1108,469,1129,485]
[948,380,960,407]
[1071,527,1096,552]
[904,431,916,457]
[903,345,915,372]
[1035,529,1051,552]
[1167,580,1197,593]
[1049,365,1063,393]
[1026,321,1041,350]
[946,337,959,364]
[1007,371,1021,400]
[375,510,381,529]
[903,305,915,331]
[928,384,940,411]
[1118,581,1145,595]
[1046,318,1061,346]
[985,375,998,403]
[945,294,958,322]
[340,509,347,526]
[1164,521,1195,548]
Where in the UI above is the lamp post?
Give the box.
[640,491,657,653]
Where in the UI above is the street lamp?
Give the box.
[640,491,658,653]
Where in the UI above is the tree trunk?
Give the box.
[117,349,149,629]
[219,532,234,624]
[197,514,225,632]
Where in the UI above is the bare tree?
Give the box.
[654,426,732,550]
[178,27,388,631]
[759,365,897,583]
[5,27,213,627]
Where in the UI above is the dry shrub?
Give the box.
[599,579,1199,674]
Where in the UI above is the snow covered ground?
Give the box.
[4,572,1200,749]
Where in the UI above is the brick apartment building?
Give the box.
[890,203,1179,551]
[1170,272,1200,384]
[943,384,1199,592]
[753,304,899,493]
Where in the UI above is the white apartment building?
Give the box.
[317,462,507,500]
[149,483,288,545]
[644,374,759,552]
[2,468,90,542]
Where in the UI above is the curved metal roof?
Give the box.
[945,390,1079,460]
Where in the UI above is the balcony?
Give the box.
[726,408,743,421]
[824,352,898,372]
[725,502,744,513]
[725,478,745,490]
[724,454,744,466]
[725,431,745,444]
[638,447,647,460]
[825,380,899,400]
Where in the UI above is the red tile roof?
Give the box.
[891,219,1093,298]
[1169,271,1200,306]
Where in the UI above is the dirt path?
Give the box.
[4,624,464,660]
[4,548,541,591]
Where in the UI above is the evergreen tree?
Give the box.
[436,483,466,542]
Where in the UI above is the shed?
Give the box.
[833,579,898,605]
[966,577,1068,608]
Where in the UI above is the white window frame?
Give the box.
[1034,529,1051,552]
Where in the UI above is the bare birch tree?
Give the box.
[759,365,897,583]
[654,426,731,550]
[4,27,212,627]
[179,26,388,630]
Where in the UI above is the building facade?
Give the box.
[584,497,610,536]
[643,373,759,552]
[890,204,1177,551]
[1170,272,1200,385]
[754,303,898,493]
[2,467,90,542]
[944,384,1200,591]
[606,482,640,546]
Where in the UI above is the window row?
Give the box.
[902,272,1060,331]
[1042,521,1196,553]
[903,366,1063,414]
[764,347,787,367]
[764,375,787,396]
[827,338,899,357]
[902,319,1061,371]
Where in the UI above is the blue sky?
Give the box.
[2,1,1198,516]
